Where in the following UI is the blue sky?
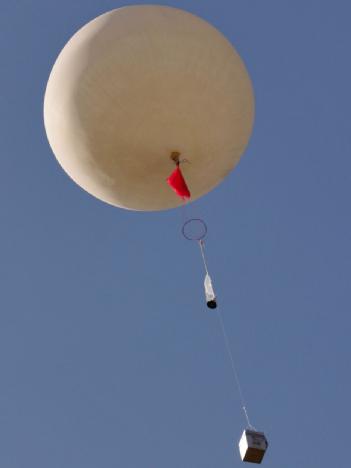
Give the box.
[1,1,350,467]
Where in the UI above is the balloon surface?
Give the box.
[44,5,254,210]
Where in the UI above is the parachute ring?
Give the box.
[182,218,208,241]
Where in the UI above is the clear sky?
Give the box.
[1,1,350,467]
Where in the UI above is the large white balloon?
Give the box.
[44,5,254,211]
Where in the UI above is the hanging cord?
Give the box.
[198,240,255,428]
[217,309,256,430]
[198,240,209,274]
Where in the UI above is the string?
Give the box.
[198,239,255,428]
[180,213,256,430]
[198,240,209,275]
[216,309,256,430]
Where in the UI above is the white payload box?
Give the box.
[238,429,268,464]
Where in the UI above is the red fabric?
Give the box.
[167,166,191,199]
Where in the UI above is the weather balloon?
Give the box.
[44,8,267,462]
[44,5,254,211]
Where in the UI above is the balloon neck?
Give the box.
[170,151,181,165]
[170,151,190,167]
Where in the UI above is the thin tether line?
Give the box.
[217,309,256,430]
[198,240,209,275]
[198,241,256,429]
